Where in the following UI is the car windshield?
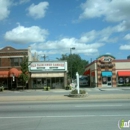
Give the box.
[79,77,88,81]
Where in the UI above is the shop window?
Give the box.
[42,78,46,86]
[33,79,37,88]
[10,57,23,66]
[118,77,130,84]
[37,79,42,87]
[118,77,124,84]
[0,78,8,88]
[125,77,130,83]
[102,77,107,84]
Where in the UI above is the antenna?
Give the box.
[42,54,48,61]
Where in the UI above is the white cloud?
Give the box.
[19,0,30,4]
[31,21,130,56]
[4,25,48,43]
[79,0,130,22]
[79,30,97,43]
[27,2,49,19]
[79,23,123,44]
[0,0,12,21]
[120,44,130,50]
[31,37,104,56]
[124,34,130,40]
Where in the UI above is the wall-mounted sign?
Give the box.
[29,61,67,72]
[103,57,112,62]
[100,56,113,63]
[98,64,114,68]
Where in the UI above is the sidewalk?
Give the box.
[99,87,130,91]
[0,92,130,102]
[0,87,130,102]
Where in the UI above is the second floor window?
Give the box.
[11,58,23,66]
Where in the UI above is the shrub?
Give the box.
[80,90,86,94]
[44,86,50,91]
[71,89,86,94]
[65,85,71,90]
[0,86,4,92]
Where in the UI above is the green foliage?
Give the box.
[19,56,29,88]
[65,85,72,90]
[58,54,88,78]
[0,86,4,92]
[71,89,86,94]
[44,86,50,91]
[118,83,130,87]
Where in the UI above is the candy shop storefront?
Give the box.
[28,61,68,89]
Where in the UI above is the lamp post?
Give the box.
[70,47,75,83]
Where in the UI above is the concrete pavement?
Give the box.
[0,87,130,102]
[0,94,130,102]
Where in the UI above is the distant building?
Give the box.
[127,55,130,59]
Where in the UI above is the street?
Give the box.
[0,87,130,96]
[0,100,130,130]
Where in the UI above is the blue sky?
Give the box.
[0,0,130,62]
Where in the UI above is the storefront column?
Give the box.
[64,72,67,88]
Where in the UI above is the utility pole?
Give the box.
[42,54,48,61]
[70,47,75,83]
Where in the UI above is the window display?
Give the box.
[118,77,130,84]
[102,77,107,84]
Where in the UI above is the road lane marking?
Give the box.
[0,115,130,119]
[75,104,123,107]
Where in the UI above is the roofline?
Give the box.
[85,59,130,68]
[96,54,115,59]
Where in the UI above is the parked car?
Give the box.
[79,75,89,87]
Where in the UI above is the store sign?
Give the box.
[100,56,113,63]
[29,62,67,71]
[98,64,114,67]
[103,57,112,62]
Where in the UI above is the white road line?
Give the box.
[75,104,123,107]
[0,115,130,119]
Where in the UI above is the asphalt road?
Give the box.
[0,100,130,130]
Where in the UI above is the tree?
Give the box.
[58,54,88,79]
[20,56,29,89]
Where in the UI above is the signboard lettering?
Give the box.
[29,62,67,72]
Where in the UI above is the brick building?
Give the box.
[0,46,29,89]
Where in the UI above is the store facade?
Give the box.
[28,61,68,89]
[0,46,28,89]
[84,54,130,87]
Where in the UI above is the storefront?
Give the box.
[117,71,130,86]
[28,61,68,89]
[84,54,130,87]
[0,68,22,89]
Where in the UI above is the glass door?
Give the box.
[107,77,112,87]
[102,77,107,87]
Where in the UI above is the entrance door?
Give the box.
[102,77,107,87]
[107,77,112,87]
[102,77,112,87]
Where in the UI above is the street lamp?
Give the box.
[70,47,75,83]
[70,47,75,55]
